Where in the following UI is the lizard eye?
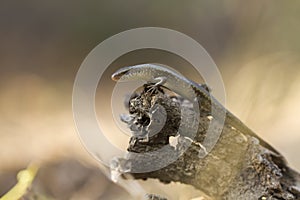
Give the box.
[111,70,129,81]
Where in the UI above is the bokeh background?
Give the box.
[0,1,300,199]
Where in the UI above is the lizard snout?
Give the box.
[111,69,129,81]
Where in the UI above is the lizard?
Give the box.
[111,63,284,160]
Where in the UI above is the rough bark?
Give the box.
[121,84,300,200]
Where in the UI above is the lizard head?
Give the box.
[111,67,131,81]
[111,64,154,82]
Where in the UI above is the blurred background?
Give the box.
[0,1,300,199]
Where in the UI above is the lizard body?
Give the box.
[112,64,283,157]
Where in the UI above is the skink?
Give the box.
[112,64,283,157]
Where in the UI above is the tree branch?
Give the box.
[121,84,300,200]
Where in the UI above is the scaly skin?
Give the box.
[112,63,284,158]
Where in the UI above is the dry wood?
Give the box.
[123,84,300,200]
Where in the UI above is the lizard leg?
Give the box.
[147,77,167,95]
[200,83,211,93]
[152,76,167,86]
